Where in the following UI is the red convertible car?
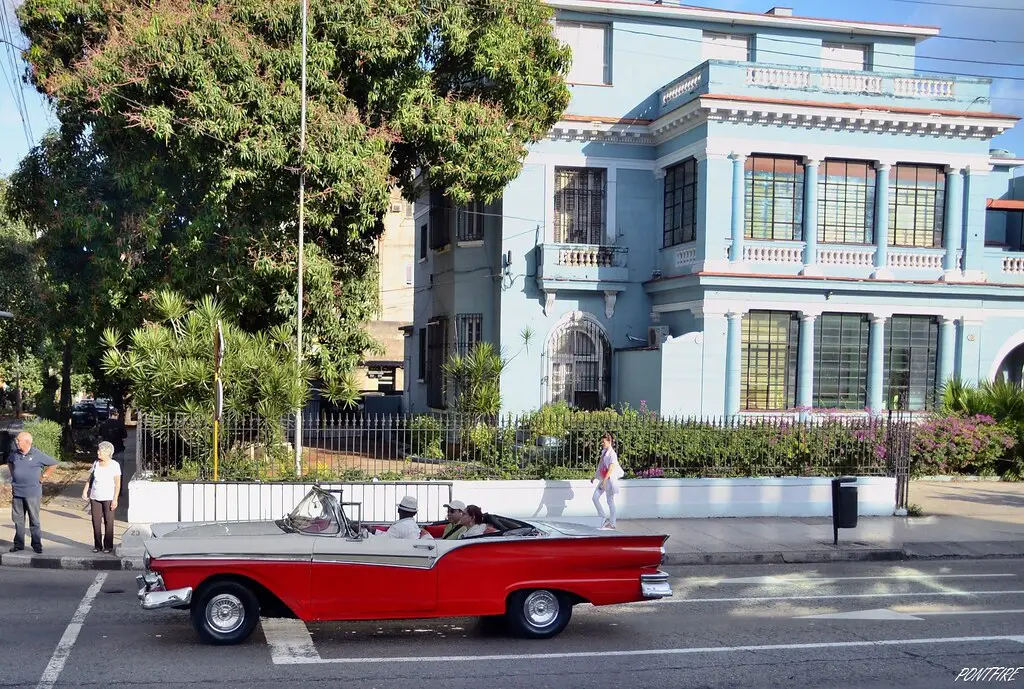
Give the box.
[137,486,672,645]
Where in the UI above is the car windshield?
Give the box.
[285,489,342,535]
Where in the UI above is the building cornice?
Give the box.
[546,0,941,41]
[695,95,1016,141]
[549,114,656,145]
[548,95,1017,148]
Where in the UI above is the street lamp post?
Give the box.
[294,0,308,477]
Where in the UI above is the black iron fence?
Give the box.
[137,410,911,485]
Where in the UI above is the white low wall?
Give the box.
[453,477,895,520]
[127,476,896,525]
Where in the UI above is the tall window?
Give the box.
[883,315,939,411]
[455,313,483,355]
[419,223,427,260]
[741,311,799,411]
[745,156,804,241]
[546,317,611,411]
[417,328,426,382]
[426,317,449,408]
[813,313,870,410]
[889,164,945,248]
[457,201,485,242]
[554,167,606,245]
[664,158,697,247]
[429,189,451,250]
[818,160,875,244]
[553,21,610,85]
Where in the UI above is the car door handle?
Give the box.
[413,544,435,550]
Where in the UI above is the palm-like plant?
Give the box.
[100,289,315,419]
[442,342,507,418]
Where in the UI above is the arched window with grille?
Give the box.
[544,314,611,411]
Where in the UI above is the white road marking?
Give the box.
[270,634,1024,665]
[654,589,1024,604]
[790,610,921,622]
[913,609,1024,617]
[262,618,322,664]
[796,608,1024,621]
[37,573,108,689]
[701,574,1016,586]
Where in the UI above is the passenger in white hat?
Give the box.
[441,500,467,540]
[380,495,433,539]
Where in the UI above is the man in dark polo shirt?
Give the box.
[8,431,58,554]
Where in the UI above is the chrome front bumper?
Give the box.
[136,572,193,610]
[641,571,673,598]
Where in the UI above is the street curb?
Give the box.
[3,546,1022,571]
[664,547,1024,567]
[663,549,906,566]
[0,551,143,570]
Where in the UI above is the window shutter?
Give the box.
[555,21,608,84]
[822,43,868,70]
[702,32,750,62]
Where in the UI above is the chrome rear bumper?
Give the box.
[641,571,673,598]
[137,572,193,610]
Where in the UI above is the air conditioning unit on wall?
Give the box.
[648,326,671,348]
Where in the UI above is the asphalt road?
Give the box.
[3,560,1024,689]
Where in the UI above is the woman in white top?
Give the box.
[82,441,122,553]
[458,505,487,538]
[592,432,623,530]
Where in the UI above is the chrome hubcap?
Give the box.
[523,590,559,628]
[206,593,245,634]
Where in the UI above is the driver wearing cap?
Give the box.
[380,495,434,539]
[441,500,467,540]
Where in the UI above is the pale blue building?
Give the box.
[404,0,1024,417]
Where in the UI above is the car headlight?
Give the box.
[143,550,152,571]
[660,546,666,565]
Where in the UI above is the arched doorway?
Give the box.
[989,330,1024,385]
[996,344,1024,386]
[544,313,611,411]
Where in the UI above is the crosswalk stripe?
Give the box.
[262,618,322,664]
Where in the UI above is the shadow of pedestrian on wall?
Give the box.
[532,481,575,518]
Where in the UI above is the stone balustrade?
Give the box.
[817,246,875,267]
[557,244,627,268]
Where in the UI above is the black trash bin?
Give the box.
[831,476,858,544]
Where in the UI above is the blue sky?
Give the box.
[1,0,1022,176]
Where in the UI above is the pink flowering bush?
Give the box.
[911,414,1015,477]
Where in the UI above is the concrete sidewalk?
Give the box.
[2,440,1023,570]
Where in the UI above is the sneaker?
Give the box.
[32,546,42,554]
[8,546,22,553]
[92,548,101,553]
[103,549,113,554]
[601,518,611,529]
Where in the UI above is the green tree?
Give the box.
[0,176,46,409]
[5,130,124,443]
[16,0,571,404]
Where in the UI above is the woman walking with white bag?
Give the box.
[82,441,121,553]
[592,432,623,530]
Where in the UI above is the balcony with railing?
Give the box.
[659,60,990,117]
[536,243,629,291]
[732,240,957,281]
[984,247,1024,284]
